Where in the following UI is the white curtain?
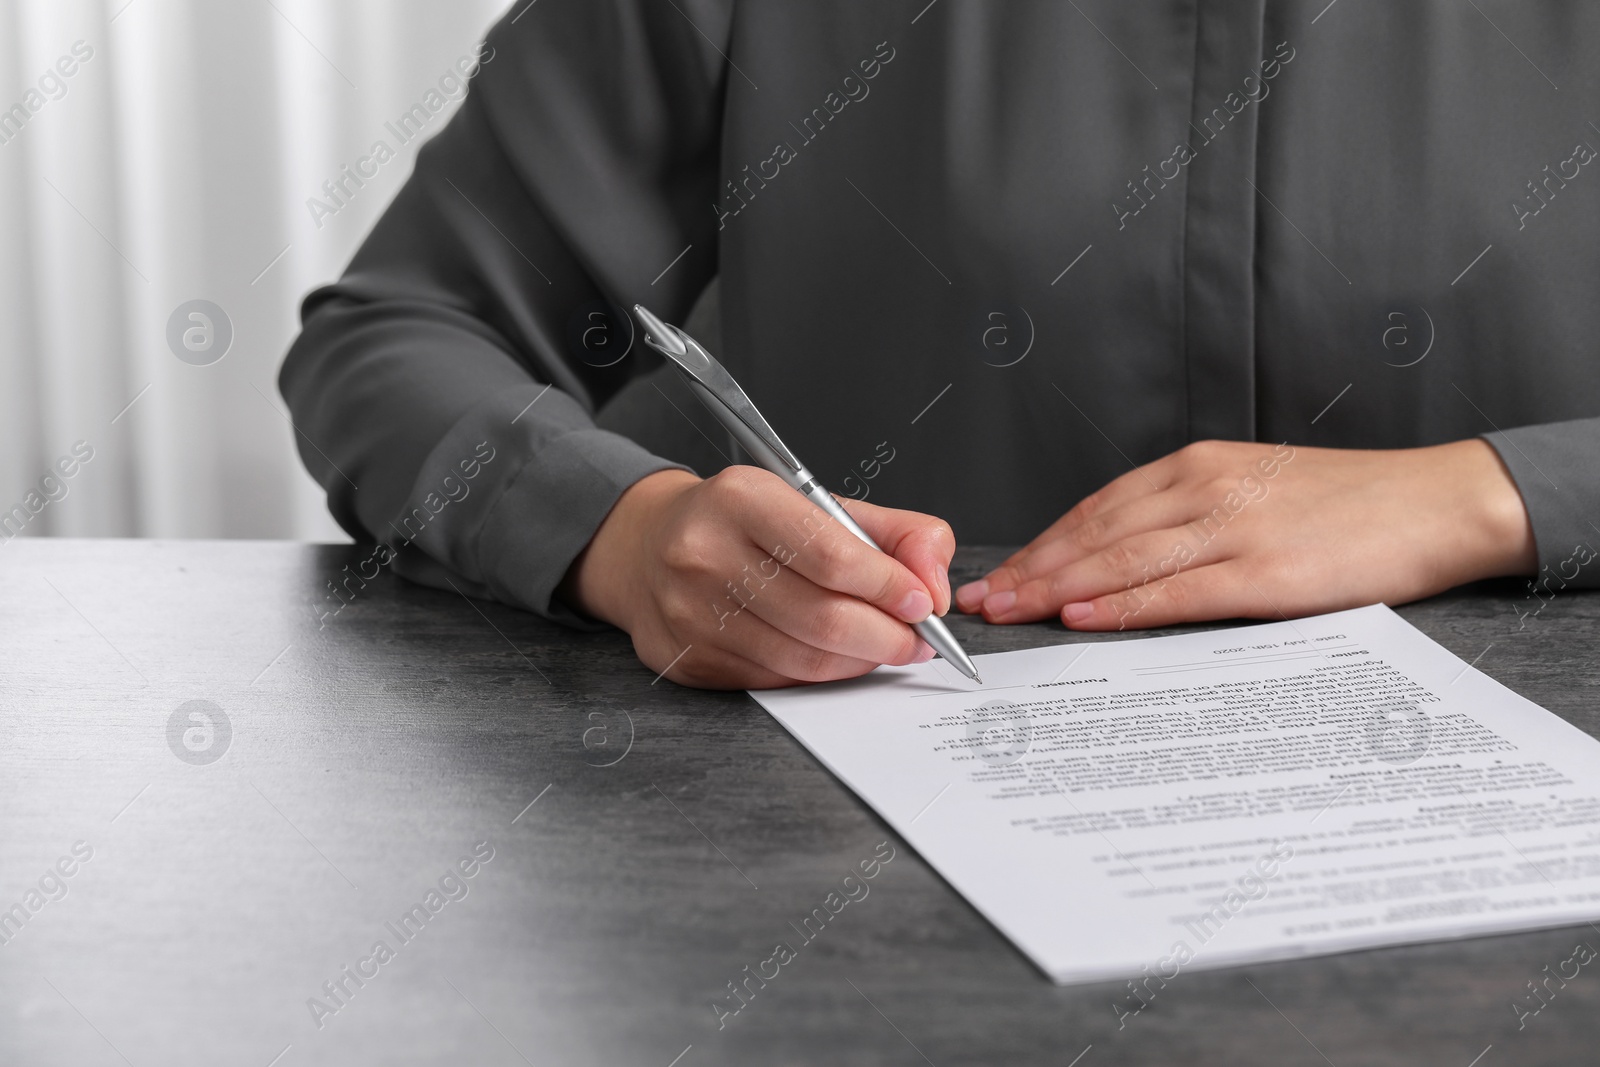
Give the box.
[0,0,510,540]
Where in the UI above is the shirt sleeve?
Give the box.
[1483,417,1600,588]
[278,0,731,627]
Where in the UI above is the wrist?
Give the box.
[559,468,701,628]
[1448,438,1537,579]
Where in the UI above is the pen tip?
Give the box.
[973,673,983,685]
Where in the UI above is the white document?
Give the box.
[749,605,1600,986]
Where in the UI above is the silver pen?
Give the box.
[632,304,982,684]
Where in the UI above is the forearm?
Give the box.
[279,0,732,623]
[1435,438,1537,583]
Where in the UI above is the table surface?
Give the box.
[2,540,1598,1067]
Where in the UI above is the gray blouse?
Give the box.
[280,0,1600,625]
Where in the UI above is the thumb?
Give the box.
[839,497,957,616]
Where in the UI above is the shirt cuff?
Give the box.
[386,384,691,629]
[1482,418,1600,589]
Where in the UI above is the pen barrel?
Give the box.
[683,378,807,489]
[911,613,974,677]
[797,478,880,550]
[796,479,980,680]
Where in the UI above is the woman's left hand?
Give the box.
[954,439,1536,631]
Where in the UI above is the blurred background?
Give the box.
[0,0,511,541]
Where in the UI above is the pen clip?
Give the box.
[632,305,805,477]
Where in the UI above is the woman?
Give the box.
[281,0,1597,687]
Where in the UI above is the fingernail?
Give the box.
[896,588,933,622]
[955,579,988,612]
[1063,602,1093,623]
[913,641,936,663]
[983,590,1016,616]
[938,571,952,616]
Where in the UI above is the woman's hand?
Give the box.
[560,466,955,689]
[955,439,1535,631]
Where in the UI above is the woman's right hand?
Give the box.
[559,466,955,689]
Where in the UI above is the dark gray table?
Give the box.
[2,540,1597,1066]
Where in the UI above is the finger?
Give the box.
[739,563,933,666]
[839,496,956,614]
[982,526,1226,624]
[713,597,887,684]
[1056,561,1272,631]
[747,498,937,625]
[957,457,1176,612]
[976,489,1206,600]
